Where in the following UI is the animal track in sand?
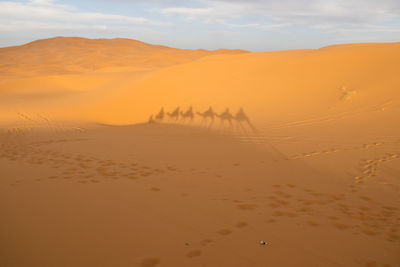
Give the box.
[289,141,388,162]
[354,153,399,185]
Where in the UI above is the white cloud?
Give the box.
[161,7,213,16]
[159,0,400,32]
[0,0,399,50]
[0,0,169,32]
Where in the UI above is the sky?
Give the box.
[0,0,399,51]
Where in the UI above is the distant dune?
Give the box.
[0,37,247,94]
[0,37,247,77]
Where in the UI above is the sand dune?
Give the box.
[0,37,247,76]
[1,41,399,127]
[0,39,399,267]
[0,37,247,94]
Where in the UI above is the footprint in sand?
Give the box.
[268,202,281,208]
[200,239,213,246]
[363,260,379,267]
[331,222,352,230]
[296,207,314,213]
[217,229,232,235]
[277,199,291,206]
[306,220,320,226]
[272,210,285,217]
[327,216,339,221]
[386,232,399,242]
[186,250,202,258]
[140,258,160,267]
[360,196,372,202]
[236,204,258,210]
[235,221,248,228]
[151,187,161,192]
[140,172,153,177]
[361,228,379,236]
[166,165,177,172]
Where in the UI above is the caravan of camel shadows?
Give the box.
[148,107,256,131]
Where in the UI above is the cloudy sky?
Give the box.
[0,0,399,51]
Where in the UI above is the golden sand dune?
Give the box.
[0,37,247,94]
[1,41,398,127]
[73,42,399,126]
[0,37,247,76]
[0,39,399,267]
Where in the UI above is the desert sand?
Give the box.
[0,38,399,267]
